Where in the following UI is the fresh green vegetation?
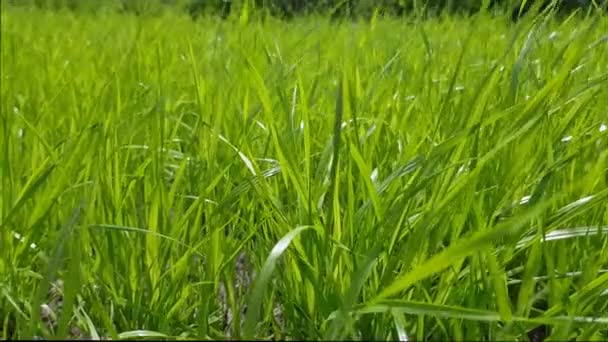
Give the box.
[1,4,607,340]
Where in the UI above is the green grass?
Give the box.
[1,5,608,341]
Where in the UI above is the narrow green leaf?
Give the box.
[243,226,314,339]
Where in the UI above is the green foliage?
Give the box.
[2,0,606,19]
[1,4,607,341]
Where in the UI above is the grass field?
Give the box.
[1,4,608,340]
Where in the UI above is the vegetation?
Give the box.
[1,2,607,340]
[4,0,607,19]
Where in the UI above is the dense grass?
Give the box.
[1,4,607,340]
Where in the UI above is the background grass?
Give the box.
[1,4,607,340]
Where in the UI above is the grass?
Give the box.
[1,4,608,340]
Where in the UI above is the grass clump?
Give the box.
[1,4,607,341]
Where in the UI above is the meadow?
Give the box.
[1,4,608,340]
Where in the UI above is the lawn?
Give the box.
[1,4,607,340]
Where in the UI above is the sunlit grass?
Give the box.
[1,5,607,340]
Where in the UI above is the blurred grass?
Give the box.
[1,4,607,340]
